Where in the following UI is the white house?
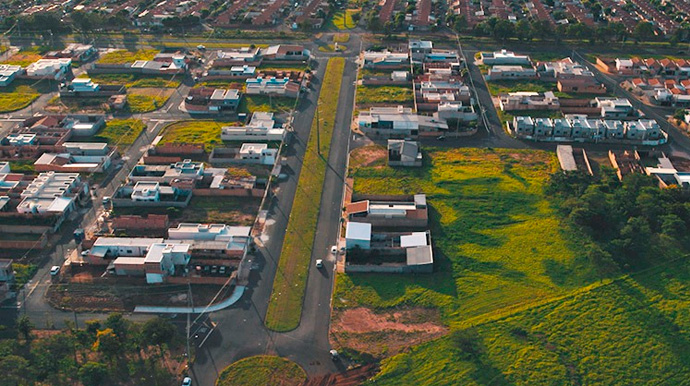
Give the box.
[0,64,22,87]
[17,172,84,216]
[71,78,100,92]
[221,112,285,141]
[239,143,277,165]
[346,222,372,250]
[25,58,71,80]
[480,49,531,65]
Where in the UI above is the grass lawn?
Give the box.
[318,44,347,53]
[216,356,306,386]
[258,62,309,72]
[8,160,36,173]
[92,119,146,146]
[330,9,359,29]
[79,73,181,88]
[158,120,236,151]
[238,95,296,113]
[97,49,158,64]
[0,92,39,113]
[127,88,175,113]
[194,80,245,90]
[264,58,345,332]
[334,33,351,43]
[356,85,413,106]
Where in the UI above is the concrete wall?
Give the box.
[192,188,265,197]
[0,234,47,249]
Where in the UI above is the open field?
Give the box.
[194,80,245,90]
[158,120,236,151]
[238,95,295,113]
[356,85,413,106]
[0,79,53,113]
[329,9,359,29]
[97,49,158,64]
[92,119,146,146]
[371,259,690,385]
[127,88,175,113]
[216,356,306,386]
[79,73,181,88]
[1,47,44,66]
[264,58,345,332]
[0,92,39,113]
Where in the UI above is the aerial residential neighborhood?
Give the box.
[2,1,690,386]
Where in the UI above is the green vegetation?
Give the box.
[486,80,553,95]
[194,80,245,90]
[97,49,158,64]
[356,85,413,106]
[238,95,296,113]
[258,62,309,72]
[127,89,173,113]
[12,263,37,289]
[0,80,47,113]
[216,356,306,386]
[330,9,359,29]
[114,196,260,226]
[8,160,36,173]
[92,119,145,146]
[265,58,345,331]
[334,33,351,43]
[1,47,44,67]
[79,73,181,88]
[318,44,346,53]
[0,314,183,385]
[158,120,236,151]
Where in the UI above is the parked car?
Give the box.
[50,266,60,276]
[315,259,323,268]
[330,245,338,254]
[437,135,446,141]
[330,349,339,361]
[182,376,192,386]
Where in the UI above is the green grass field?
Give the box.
[0,92,39,113]
[1,47,43,67]
[216,356,306,386]
[330,9,359,29]
[339,147,690,384]
[486,80,554,95]
[92,119,146,146]
[356,85,413,106]
[158,120,236,151]
[264,58,345,332]
[97,49,158,64]
[79,73,181,88]
[238,95,296,113]
[127,89,174,113]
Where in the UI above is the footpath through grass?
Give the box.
[264,57,345,331]
[216,355,306,386]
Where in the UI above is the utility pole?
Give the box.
[316,103,321,155]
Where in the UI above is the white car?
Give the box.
[330,245,338,254]
[182,377,192,386]
[50,266,60,276]
[315,259,323,268]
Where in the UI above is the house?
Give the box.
[0,64,22,87]
[213,47,262,67]
[388,140,422,167]
[167,223,251,262]
[142,243,190,283]
[512,116,534,136]
[409,40,433,55]
[184,88,242,113]
[25,58,71,80]
[499,92,560,111]
[557,78,607,94]
[220,112,285,141]
[391,71,410,82]
[261,45,310,61]
[131,59,186,75]
[615,58,635,75]
[362,51,410,68]
[34,152,111,173]
[245,77,300,98]
[70,78,100,93]
[596,97,635,119]
[17,172,86,217]
[227,65,257,77]
[347,194,428,227]
[533,118,554,137]
[44,43,97,62]
[345,222,372,249]
[358,106,449,139]
[487,65,537,81]
[479,49,531,65]
[433,102,478,122]
[238,143,277,165]
[626,119,661,140]
[129,159,205,184]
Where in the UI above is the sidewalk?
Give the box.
[134,285,245,314]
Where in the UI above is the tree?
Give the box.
[365,9,381,31]
[16,315,34,341]
[515,19,532,41]
[104,313,128,341]
[0,354,32,385]
[93,328,122,359]
[661,214,686,239]
[492,19,515,42]
[673,108,687,124]
[78,361,109,386]
[633,21,655,42]
[141,317,176,352]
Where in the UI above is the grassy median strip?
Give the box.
[264,57,345,331]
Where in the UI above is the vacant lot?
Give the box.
[2,47,43,66]
[0,79,53,113]
[239,95,295,113]
[158,120,238,151]
[356,85,413,106]
[97,49,158,64]
[486,80,553,95]
[264,58,345,332]
[80,73,181,88]
[128,88,175,113]
[216,356,306,386]
[114,196,259,226]
[92,119,146,146]
[329,9,359,29]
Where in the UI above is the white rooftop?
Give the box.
[400,232,429,248]
[346,222,372,241]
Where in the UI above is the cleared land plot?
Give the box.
[0,79,54,113]
[2,48,43,67]
[128,88,175,113]
[216,356,306,386]
[91,119,146,146]
[264,58,345,332]
[97,49,158,64]
[356,85,413,106]
[158,120,237,151]
[113,196,260,226]
[329,9,359,29]
[80,73,182,88]
[487,79,612,99]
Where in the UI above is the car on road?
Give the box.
[182,376,192,386]
[437,135,446,141]
[330,349,339,361]
[330,245,338,254]
[315,259,323,268]
[50,266,60,276]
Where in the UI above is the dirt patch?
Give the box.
[331,307,448,357]
[349,145,386,170]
